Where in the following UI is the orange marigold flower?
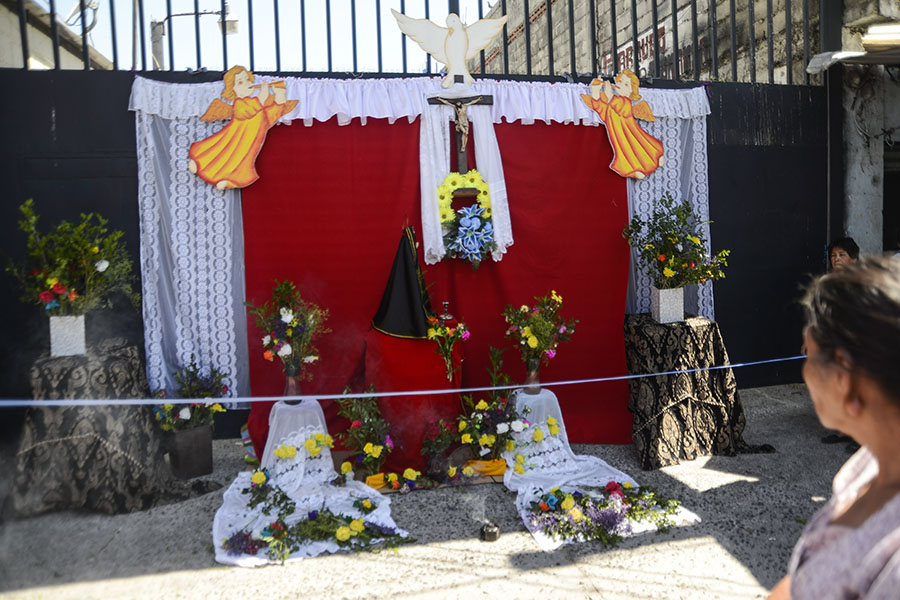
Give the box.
[657,254,666,262]
[67,290,78,301]
[263,350,275,362]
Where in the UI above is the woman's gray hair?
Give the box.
[802,256,900,401]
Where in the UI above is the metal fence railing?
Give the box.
[5,0,823,85]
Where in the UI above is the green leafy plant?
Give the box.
[622,192,730,289]
[336,385,392,473]
[5,199,139,316]
[501,291,577,368]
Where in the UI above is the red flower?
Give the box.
[539,502,550,511]
[52,282,67,295]
[605,481,621,493]
[39,290,54,303]
[350,420,362,429]
[30,268,41,277]
[690,263,695,268]
[657,254,667,262]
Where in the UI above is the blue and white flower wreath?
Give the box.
[437,170,496,268]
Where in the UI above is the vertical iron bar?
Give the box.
[166,0,174,71]
[502,0,509,74]
[194,0,202,70]
[221,0,228,69]
[49,0,60,69]
[546,0,554,76]
[138,0,147,71]
[604,0,612,75]
[16,0,28,69]
[524,0,532,75]
[351,0,357,72]
[424,1,430,73]
[108,0,118,69]
[401,0,407,73]
[748,0,755,82]
[766,0,773,83]
[80,0,89,69]
[803,0,809,84]
[299,0,305,71]
[728,0,736,81]
[478,0,485,74]
[568,0,576,76]
[631,0,639,76]
[690,0,698,80]
[785,0,792,84]
[274,0,282,71]
[709,0,718,80]
[671,0,679,79]
[651,0,659,77]
[376,0,382,72]
[249,0,256,71]
[325,0,331,72]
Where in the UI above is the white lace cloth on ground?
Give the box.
[212,424,407,567]
[503,388,698,552]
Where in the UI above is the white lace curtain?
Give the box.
[129,76,710,395]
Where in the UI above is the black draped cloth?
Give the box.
[624,314,764,470]
[8,338,218,517]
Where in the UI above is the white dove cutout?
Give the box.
[391,10,509,89]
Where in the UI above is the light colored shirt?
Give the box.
[789,448,900,599]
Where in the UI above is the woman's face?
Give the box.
[830,247,855,270]
[614,74,633,98]
[233,70,253,98]
[802,330,844,430]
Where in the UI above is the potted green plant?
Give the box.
[5,199,139,356]
[152,356,228,479]
[622,193,730,323]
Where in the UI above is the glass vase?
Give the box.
[524,357,541,395]
[283,362,301,405]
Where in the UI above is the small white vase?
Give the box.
[49,315,86,356]
[650,286,684,324]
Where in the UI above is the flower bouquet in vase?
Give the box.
[420,419,456,481]
[622,192,729,323]
[152,355,228,479]
[427,313,470,381]
[501,290,578,393]
[335,385,393,482]
[246,280,330,403]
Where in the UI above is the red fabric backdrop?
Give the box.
[242,116,633,456]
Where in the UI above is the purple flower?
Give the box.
[461,330,471,340]
[559,325,567,334]
[545,349,556,359]
[307,510,319,520]
[385,435,394,450]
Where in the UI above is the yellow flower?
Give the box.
[402,468,418,481]
[279,445,297,459]
[522,326,532,337]
[688,235,701,245]
[546,416,557,426]
[474,399,489,410]
[549,424,560,436]
[362,499,372,509]
[478,434,493,447]
[462,466,475,477]
[370,445,383,458]
[363,442,374,455]
[341,461,353,474]
[286,328,292,336]
[210,403,225,413]
[569,507,583,522]
[623,482,634,489]
[513,463,525,475]
[461,433,473,444]
[387,473,398,482]
[551,290,562,303]
[324,434,333,447]
[515,453,525,464]
[458,420,467,432]
[304,438,317,452]
[506,440,515,451]
[448,466,457,478]
[164,403,173,411]
[527,336,539,349]
[645,243,654,250]
[561,494,575,511]
[314,432,325,443]
[91,246,100,253]
[47,277,59,287]
[427,328,437,340]
[663,267,676,278]
[335,527,351,541]
[349,519,365,533]
[309,447,321,457]
[533,428,545,442]
[520,305,529,312]
[251,471,266,485]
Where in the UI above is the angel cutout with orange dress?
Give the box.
[581,71,665,179]
[188,65,298,190]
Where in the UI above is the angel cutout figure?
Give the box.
[581,71,665,179]
[392,10,508,88]
[188,65,298,190]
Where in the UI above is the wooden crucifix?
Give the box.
[427,81,493,179]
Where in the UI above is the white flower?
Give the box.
[475,413,483,420]
[303,356,318,363]
[262,335,271,345]
[178,407,191,420]
[479,447,491,456]
[277,344,292,357]
[94,259,110,273]
[496,423,509,434]
[279,307,294,323]
[511,420,525,433]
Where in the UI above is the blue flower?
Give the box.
[44,299,59,310]
[307,510,319,520]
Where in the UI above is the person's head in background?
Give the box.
[827,237,860,270]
